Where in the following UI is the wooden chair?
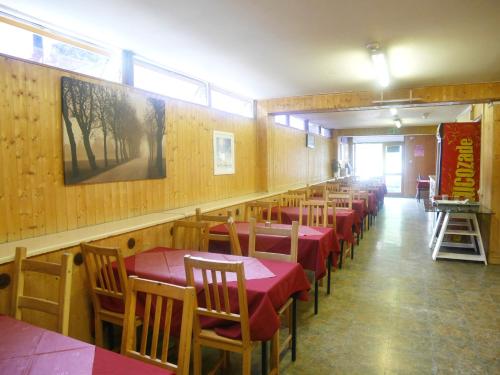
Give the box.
[81,243,141,347]
[248,218,299,360]
[184,255,279,375]
[195,208,242,256]
[327,192,353,209]
[325,182,340,193]
[279,192,306,223]
[244,201,272,223]
[121,276,195,375]
[172,220,210,251]
[195,208,232,223]
[308,185,326,199]
[298,200,328,227]
[11,246,73,335]
[289,187,309,198]
[353,190,369,231]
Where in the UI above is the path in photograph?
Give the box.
[84,157,149,183]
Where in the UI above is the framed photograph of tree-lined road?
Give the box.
[61,77,166,184]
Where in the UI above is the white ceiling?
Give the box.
[293,104,471,129]
[2,0,500,100]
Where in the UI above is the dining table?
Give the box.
[272,206,359,269]
[0,315,172,375]
[209,221,339,314]
[102,247,310,366]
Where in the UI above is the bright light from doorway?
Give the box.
[355,143,383,179]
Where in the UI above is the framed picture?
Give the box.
[306,133,315,149]
[61,77,166,185]
[213,131,235,175]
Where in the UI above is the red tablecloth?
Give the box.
[105,248,310,342]
[210,222,339,278]
[352,199,367,220]
[0,315,172,375]
[417,180,430,189]
[367,192,378,214]
[274,207,358,245]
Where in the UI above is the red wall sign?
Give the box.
[440,122,481,200]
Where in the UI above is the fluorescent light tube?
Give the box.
[371,52,390,88]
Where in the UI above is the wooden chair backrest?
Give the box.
[184,255,251,346]
[326,201,337,229]
[11,247,73,335]
[121,276,195,374]
[207,218,243,256]
[289,188,310,198]
[298,200,328,227]
[280,193,306,208]
[325,182,340,193]
[327,192,353,209]
[195,208,233,223]
[81,243,128,314]
[308,185,327,199]
[353,190,369,209]
[172,220,210,251]
[244,201,272,223]
[248,218,299,262]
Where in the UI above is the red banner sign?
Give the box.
[440,122,481,200]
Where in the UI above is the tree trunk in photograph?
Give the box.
[82,130,97,170]
[62,106,79,177]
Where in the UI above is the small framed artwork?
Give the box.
[213,131,235,175]
[306,133,315,149]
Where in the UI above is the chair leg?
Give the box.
[291,297,297,362]
[193,341,202,375]
[270,331,280,375]
[242,350,252,375]
[94,316,104,347]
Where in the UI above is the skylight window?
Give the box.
[274,115,288,126]
[211,87,254,118]
[134,61,207,105]
[289,116,306,131]
[308,122,321,135]
[0,21,121,82]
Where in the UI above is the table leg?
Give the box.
[327,253,332,295]
[292,296,297,362]
[314,279,319,315]
[339,241,344,269]
[261,341,267,375]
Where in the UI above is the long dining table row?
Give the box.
[2,183,386,375]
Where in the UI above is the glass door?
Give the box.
[384,143,403,194]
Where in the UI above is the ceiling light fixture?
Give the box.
[390,108,398,116]
[367,42,390,88]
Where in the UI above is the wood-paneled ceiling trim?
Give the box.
[258,82,500,114]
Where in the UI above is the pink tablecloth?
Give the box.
[210,222,339,278]
[0,315,172,375]
[104,248,310,342]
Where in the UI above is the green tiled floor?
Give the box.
[282,197,500,374]
[203,197,500,374]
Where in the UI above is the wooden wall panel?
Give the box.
[403,135,437,197]
[0,56,258,243]
[266,121,334,191]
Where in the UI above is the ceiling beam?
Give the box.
[258,82,500,114]
[334,125,437,137]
